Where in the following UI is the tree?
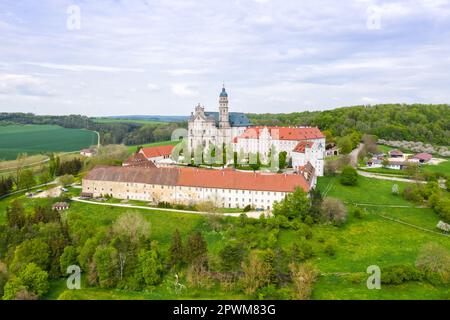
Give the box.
[60,246,78,275]
[446,179,450,192]
[415,243,450,285]
[337,136,353,154]
[137,242,164,287]
[321,198,347,226]
[19,169,35,190]
[11,238,50,272]
[169,229,184,267]
[273,187,310,220]
[0,261,9,297]
[112,212,150,244]
[240,250,272,295]
[340,166,358,186]
[279,151,287,169]
[185,232,208,266]
[93,246,119,288]
[2,263,49,300]
[58,174,74,187]
[6,199,26,229]
[289,262,318,300]
[219,242,245,272]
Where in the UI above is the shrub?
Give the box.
[340,166,358,186]
[321,198,347,226]
[324,243,336,257]
[381,265,422,285]
[352,207,364,219]
[415,243,450,285]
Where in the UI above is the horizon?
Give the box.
[1,1,450,116]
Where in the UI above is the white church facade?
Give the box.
[187,86,325,176]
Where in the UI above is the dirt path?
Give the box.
[357,170,427,184]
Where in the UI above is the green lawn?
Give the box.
[0,125,97,160]
[1,171,449,300]
[421,160,450,176]
[317,175,413,206]
[126,140,181,153]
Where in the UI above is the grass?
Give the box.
[126,140,181,153]
[421,160,450,176]
[1,170,449,300]
[317,175,413,206]
[0,125,97,160]
[359,167,412,176]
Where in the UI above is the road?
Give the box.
[357,170,427,184]
[349,143,364,167]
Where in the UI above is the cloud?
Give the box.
[171,84,199,97]
[147,83,159,91]
[0,73,52,97]
[24,62,144,73]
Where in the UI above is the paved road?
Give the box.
[71,197,265,219]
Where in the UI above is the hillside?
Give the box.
[247,104,450,145]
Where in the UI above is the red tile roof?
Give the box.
[84,166,310,193]
[123,152,156,168]
[412,153,432,161]
[389,149,403,156]
[293,141,314,153]
[139,145,175,159]
[238,126,324,140]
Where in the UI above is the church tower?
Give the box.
[219,85,230,129]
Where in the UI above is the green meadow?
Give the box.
[0,173,448,300]
[0,125,98,160]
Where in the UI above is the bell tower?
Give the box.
[219,84,230,129]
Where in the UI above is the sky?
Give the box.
[0,0,450,116]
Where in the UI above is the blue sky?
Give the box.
[0,0,449,116]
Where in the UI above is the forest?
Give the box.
[248,104,450,145]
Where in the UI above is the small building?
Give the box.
[52,202,70,211]
[80,148,95,157]
[139,145,175,165]
[388,150,403,158]
[411,153,432,164]
[325,143,339,157]
[386,161,407,170]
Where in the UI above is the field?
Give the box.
[0,125,98,160]
[92,118,168,125]
[1,170,448,300]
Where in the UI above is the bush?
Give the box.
[381,265,422,285]
[324,243,336,257]
[415,243,450,285]
[321,198,347,226]
[243,204,252,212]
[352,207,364,219]
[340,166,358,186]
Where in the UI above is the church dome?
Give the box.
[219,87,228,98]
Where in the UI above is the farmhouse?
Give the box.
[138,145,176,167]
[410,153,432,164]
[82,165,314,210]
[52,202,70,211]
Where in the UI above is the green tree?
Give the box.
[273,187,310,220]
[137,242,164,287]
[93,246,119,288]
[58,174,74,187]
[6,199,26,229]
[340,166,358,186]
[3,263,49,300]
[219,242,245,272]
[169,229,184,267]
[11,239,50,273]
[19,169,35,190]
[185,232,208,266]
[337,136,353,154]
[279,151,287,169]
[60,246,78,275]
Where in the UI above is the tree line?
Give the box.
[0,113,186,145]
[247,104,450,145]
